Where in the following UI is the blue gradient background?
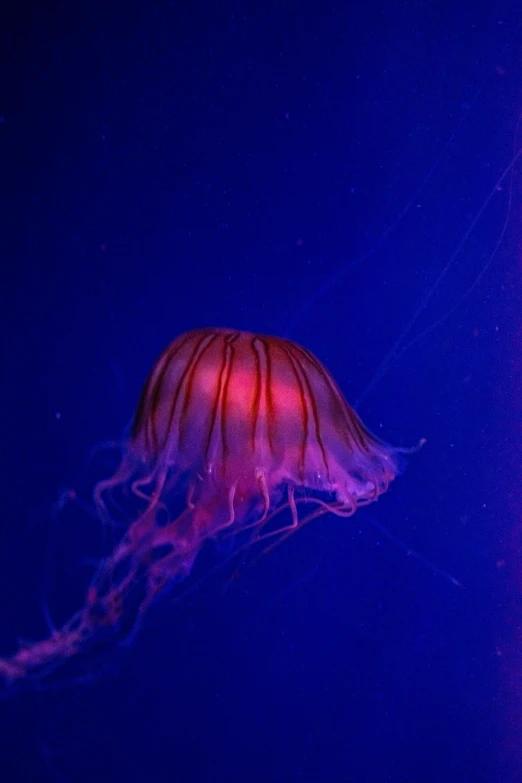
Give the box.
[0,2,521,781]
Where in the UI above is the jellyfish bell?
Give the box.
[0,327,404,686]
[134,328,397,506]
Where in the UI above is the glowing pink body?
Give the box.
[0,328,400,683]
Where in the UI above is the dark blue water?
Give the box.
[1,2,521,781]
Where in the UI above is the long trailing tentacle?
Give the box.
[0,505,198,686]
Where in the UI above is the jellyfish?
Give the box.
[0,327,403,684]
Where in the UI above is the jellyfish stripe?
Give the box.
[249,336,263,455]
[258,335,277,456]
[287,342,332,481]
[293,342,372,452]
[218,331,241,468]
[174,330,219,456]
[280,343,310,481]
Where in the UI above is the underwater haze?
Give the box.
[1,1,521,782]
